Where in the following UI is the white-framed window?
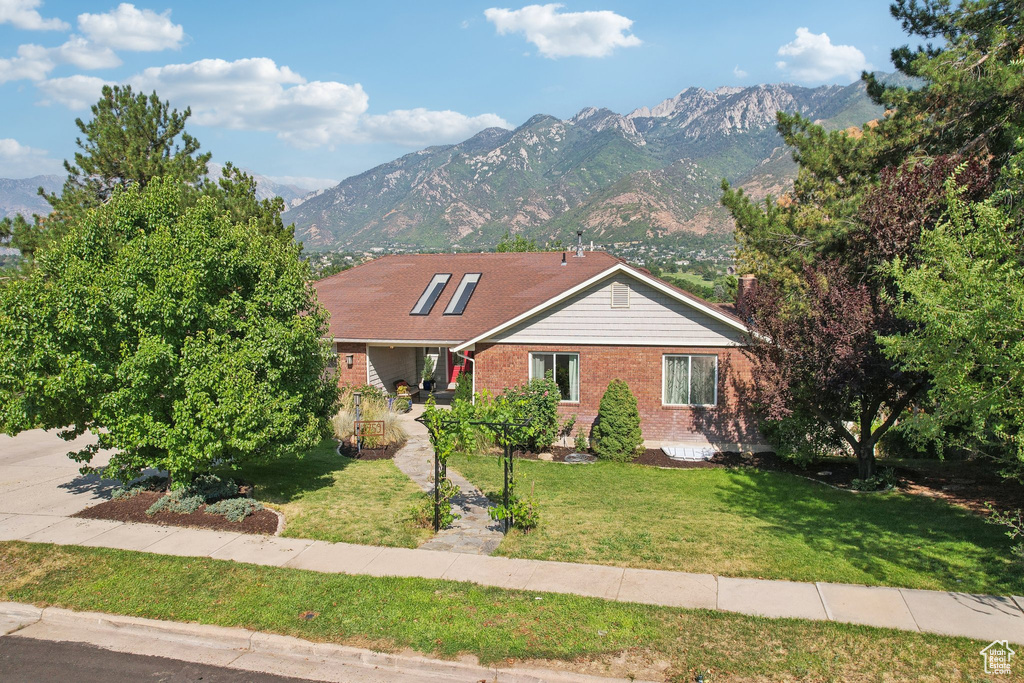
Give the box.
[529,352,580,403]
[663,354,718,406]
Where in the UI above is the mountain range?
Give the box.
[285,79,885,251]
[0,166,316,223]
[2,78,887,252]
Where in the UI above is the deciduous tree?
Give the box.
[883,145,1024,473]
[0,179,338,486]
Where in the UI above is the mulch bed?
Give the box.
[74,491,279,535]
[337,440,404,460]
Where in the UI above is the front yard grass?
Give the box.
[0,542,990,681]
[451,453,1021,594]
[225,439,431,548]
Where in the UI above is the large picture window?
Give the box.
[529,352,579,403]
[663,354,717,406]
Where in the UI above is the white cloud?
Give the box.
[484,4,641,58]
[123,57,509,148]
[0,35,120,84]
[36,74,112,109]
[78,3,183,52]
[0,137,62,176]
[733,65,748,79]
[0,43,53,83]
[360,108,511,146]
[52,35,121,69]
[776,27,869,82]
[128,58,366,147]
[0,0,68,31]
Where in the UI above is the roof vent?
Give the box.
[574,229,585,258]
[611,281,630,308]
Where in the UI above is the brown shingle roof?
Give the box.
[312,251,744,343]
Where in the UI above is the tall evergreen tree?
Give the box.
[4,85,297,261]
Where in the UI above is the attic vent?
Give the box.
[610,282,630,309]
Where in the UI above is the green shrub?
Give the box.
[146,492,204,516]
[144,474,242,516]
[453,371,474,402]
[877,422,943,459]
[111,474,167,500]
[574,429,589,453]
[338,384,388,406]
[205,497,264,522]
[759,411,848,465]
[850,468,898,491]
[591,379,642,462]
[502,374,560,451]
[188,474,238,502]
[410,479,461,529]
[488,475,540,531]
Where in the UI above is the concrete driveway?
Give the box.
[0,430,117,518]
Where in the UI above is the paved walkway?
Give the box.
[392,406,503,554]
[2,428,1024,646]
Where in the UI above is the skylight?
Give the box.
[411,274,451,315]
[444,273,481,315]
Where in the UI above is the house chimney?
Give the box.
[736,274,756,310]
[575,229,585,258]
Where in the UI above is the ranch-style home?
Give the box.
[313,249,763,449]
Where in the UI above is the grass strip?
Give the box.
[0,541,987,681]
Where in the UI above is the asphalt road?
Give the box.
[0,636,312,683]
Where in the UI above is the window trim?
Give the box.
[662,354,718,407]
[443,273,481,316]
[410,273,451,316]
[528,351,580,404]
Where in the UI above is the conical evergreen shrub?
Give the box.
[591,379,642,461]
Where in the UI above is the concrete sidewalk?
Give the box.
[0,602,645,683]
[2,428,1023,646]
[2,510,1023,644]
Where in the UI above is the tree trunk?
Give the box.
[856,441,876,480]
[857,406,878,480]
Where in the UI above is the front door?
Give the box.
[447,349,471,388]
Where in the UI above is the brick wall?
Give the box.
[474,342,761,445]
[334,342,367,387]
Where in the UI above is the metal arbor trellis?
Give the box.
[415,413,530,533]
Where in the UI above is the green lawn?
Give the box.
[661,271,714,288]
[225,439,431,548]
[451,453,1021,594]
[0,542,988,681]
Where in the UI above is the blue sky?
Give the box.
[0,1,913,187]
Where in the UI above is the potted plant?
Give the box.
[421,355,436,392]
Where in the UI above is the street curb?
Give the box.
[0,601,42,635]
[2,602,651,683]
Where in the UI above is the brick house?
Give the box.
[313,250,763,449]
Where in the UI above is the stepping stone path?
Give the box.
[393,411,503,555]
